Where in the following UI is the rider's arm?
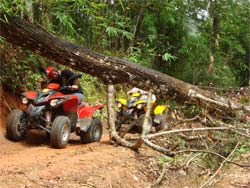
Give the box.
[69,79,80,90]
[61,69,79,90]
[127,87,140,95]
[38,77,47,89]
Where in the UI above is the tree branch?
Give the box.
[152,162,168,187]
[199,142,240,188]
[128,127,232,140]
[107,84,143,150]
[175,149,250,168]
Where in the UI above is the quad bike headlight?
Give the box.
[50,99,60,107]
[21,97,28,105]
[50,99,65,107]
[137,103,142,109]
[117,103,122,108]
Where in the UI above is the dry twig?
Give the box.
[128,127,232,140]
[199,141,240,188]
[152,162,168,186]
[175,149,250,168]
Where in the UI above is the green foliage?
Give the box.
[157,155,174,167]
[78,73,107,120]
[0,36,5,43]
[1,3,250,179]
[0,0,27,15]
[1,0,249,97]
[52,12,76,38]
[142,13,157,37]
[237,144,247,155]
[106,26,119,38]
[162,52,177,64]
[0,44,45,92]
[183,104,203,118]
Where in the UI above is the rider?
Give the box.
[127,87,156,102]
[40,66,84,104]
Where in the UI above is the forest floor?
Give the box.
[0,85,249,188]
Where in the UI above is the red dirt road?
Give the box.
[0,86,249,188]
[0,126,154,188]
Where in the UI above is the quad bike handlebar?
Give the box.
[59,85,71,90]
[66,73,82,84]
[46,84,78,92]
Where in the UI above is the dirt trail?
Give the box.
[0,86,249,188]
[214,154,250,188]
[0,86,150,188]
[0,126,154,188]
[2,122,249,188]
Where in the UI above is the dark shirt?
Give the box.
[49,69,83,94]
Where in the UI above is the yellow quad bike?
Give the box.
[153,105,170,131]
[115,92,169,133]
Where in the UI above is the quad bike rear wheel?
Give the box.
[50,116,71,148]
[6,109,27,141]
[137,114,152,134]
[155,120,170,131]
[155,113,171,131]
[80,118,103,144]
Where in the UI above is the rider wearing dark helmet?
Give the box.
[40,66,84,104]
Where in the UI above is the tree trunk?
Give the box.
[131,4,146,47]
[240,39,250,86]
[0,13,249,115]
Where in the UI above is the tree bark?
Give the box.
[0,13,249,115]
[131,4,147,47]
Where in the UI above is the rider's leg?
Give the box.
[72,93,84,105]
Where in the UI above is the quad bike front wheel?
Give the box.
[80,118,103,144]
[50,116,71,148]
[6,109,27,141]
[114,111,122,131]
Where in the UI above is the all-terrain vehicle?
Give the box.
[115,91,169,133]
[6,82,104,148]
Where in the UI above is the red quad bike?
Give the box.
[6,79,104,148]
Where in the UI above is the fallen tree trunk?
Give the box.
[0,13,248,115]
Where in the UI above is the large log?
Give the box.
[0,13,248,115]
